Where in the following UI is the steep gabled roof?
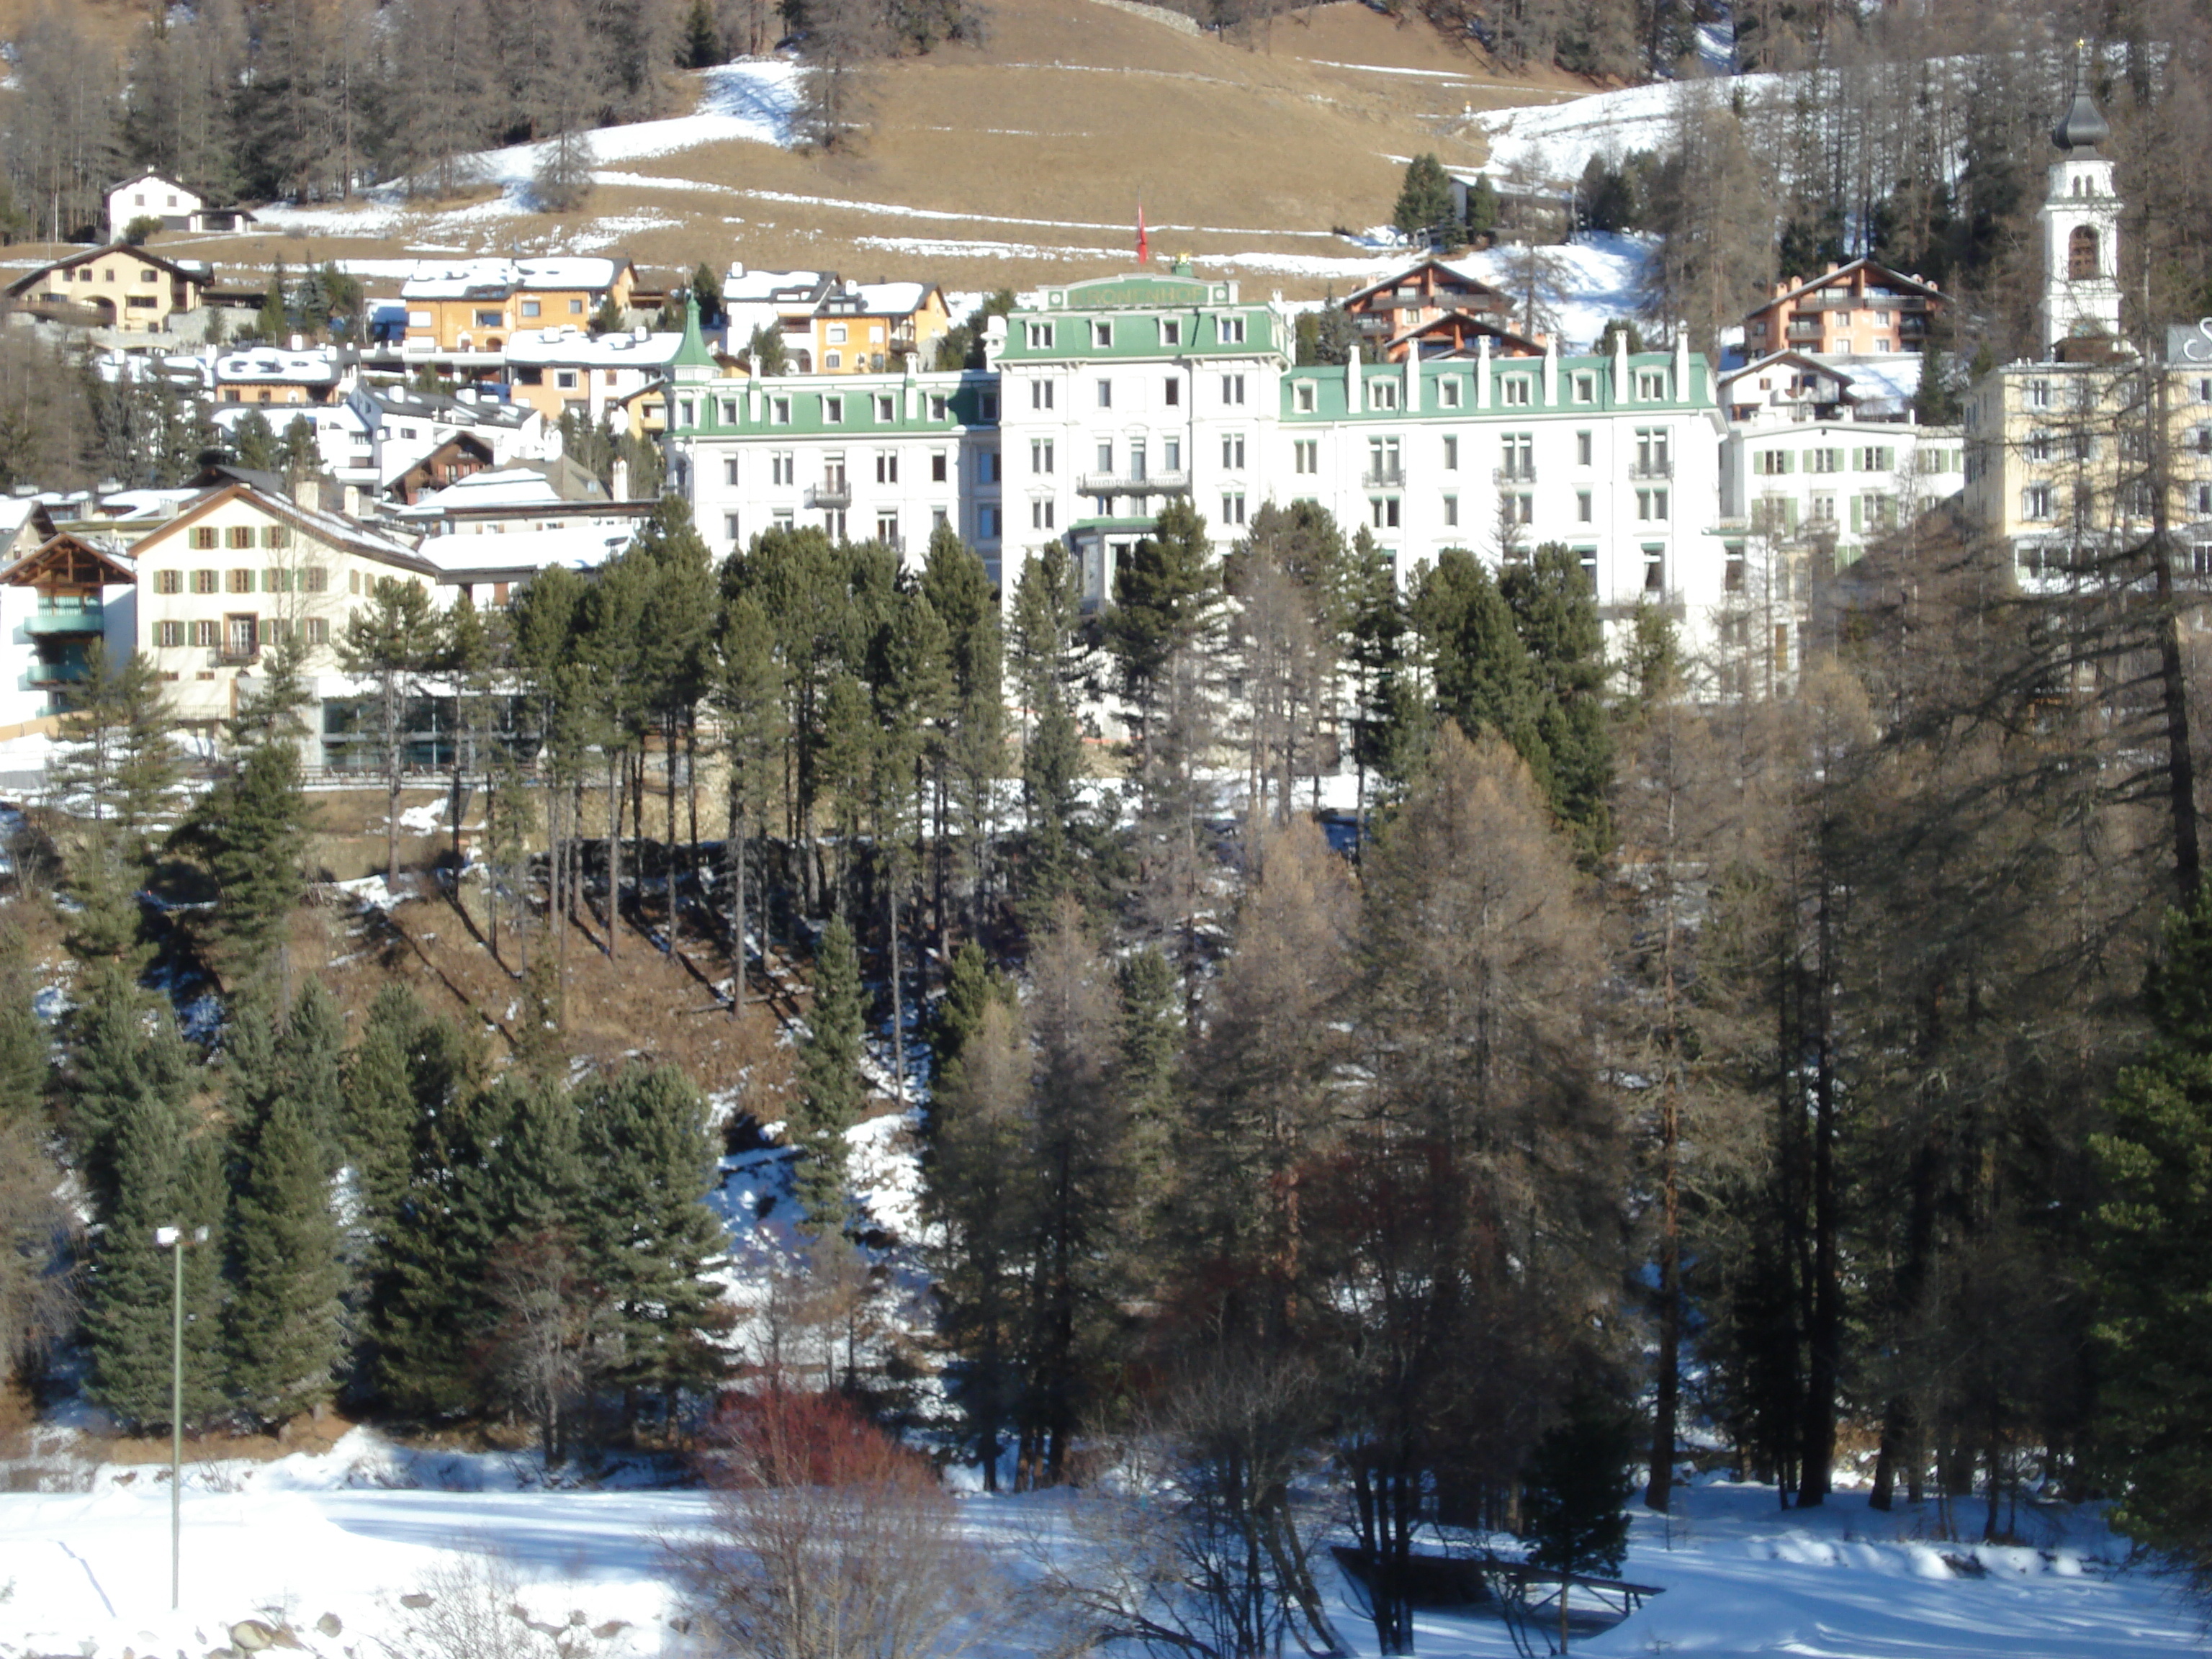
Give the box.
[1,532,135,588]
[129,482,435,577]
[1385,310,1547,359]
[107,168,197,200]
[1756,258,1943,315]
[1717,350,1858,391]
[3,243,212,297]
[1341,256,1512,311]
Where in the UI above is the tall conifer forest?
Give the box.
[6,487,2212,1645]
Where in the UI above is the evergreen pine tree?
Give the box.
[0,927,45,1125]
[84,1079,224,1431]
[1502,543,1613,853]
[573,1066,728,1412]
[230,410,279,471]
[1393,153,1455,242]
[2092,891,2212,1586]
[1517,1386,1637,1651]
[935,940,1012,1078]
[276,979,346,1172]
[794,916,866,1233]
[225,1009,346,1427]
[172,734,310,984]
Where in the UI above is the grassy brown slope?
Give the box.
[101,0,1588,301]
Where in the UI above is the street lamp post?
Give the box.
[154,1224,208,1614]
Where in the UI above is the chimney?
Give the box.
[343,483,361,518]
[289,333,303,351]
[611,456,630,500]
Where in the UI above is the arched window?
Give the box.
[2069,225,2100,279]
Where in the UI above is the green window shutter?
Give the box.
[1784,451,1796,473]
[1851,495,1863,533]
[1784,500,1799,529]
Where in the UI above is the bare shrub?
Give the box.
[666,1389,1012,1659]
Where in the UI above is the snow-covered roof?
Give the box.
[357,385,538,431]
[81,488,203,522]
[214,349,345,385]
[842,281,934,317]
[1718,351,1854,390]
[414,523,635,580]
[503,325,680,367]
[400,257,630,301]
[723,266,835,304]
[1761,258,1943,311]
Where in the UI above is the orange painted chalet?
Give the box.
[1341,258,1516,361]
[1741,258,1943,359]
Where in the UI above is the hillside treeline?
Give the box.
[6,485,2212,1647]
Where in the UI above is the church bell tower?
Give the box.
[2036,52,2125,358]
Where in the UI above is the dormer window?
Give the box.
[1161,319,1181,346]
[1219,315,1246,345]
[1092,320,1114,349]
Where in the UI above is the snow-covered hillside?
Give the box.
[0,1435,2190,1659]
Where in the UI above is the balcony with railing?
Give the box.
[217,644,261,667]
[1362,467,1405,488]
[26,603,104,637]
[805,482,853,509]
[1076,471,1190,495]
[27,661,91,685]
[1493,466,1537,485]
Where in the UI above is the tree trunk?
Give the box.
[606,749,621,960]
[1645,1084,1681,1513]
[1800,881,1840,1507]
[888,857,904,1107]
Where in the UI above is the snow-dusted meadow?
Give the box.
[0,1434,2195,1659]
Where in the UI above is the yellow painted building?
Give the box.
[806,282,952,374]
[399,258,637,354]
[3,243,210,333]
[127,482,438,728]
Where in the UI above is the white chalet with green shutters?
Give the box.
[668,269,1733,648]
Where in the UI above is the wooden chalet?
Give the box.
[389,434,495,505]
[1341,258,1514,358]
[1,532,134,699]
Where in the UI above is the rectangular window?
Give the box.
[555,370,577,390]
[1165,377,1180,407]
[1637,369,1670,400]
[877,511,899,546]
[1576,431,1593,467]
[304,618,329,646]
[979,505,999,538]
[1032,379,1054,410]
[1032,499,1055,530]
[1220,493,1246,526]
[1097,379,1113,409]
[874,395,894,421]
[473,309,503,328]
[223,613,257,657]
[827,323,849,344]
[1096,441,1114,475]
[227,526,254,550]
[1161,320,1182,346]
[931,451,948,482]
[2024,483,2054,519]
[1443,435,1459,471]
[155,569,182,595]
[1442,494,1458,527]
[2029,379,2051,408]
[1441,379,1462,409]
[929,395,948,421]
[725,457,740,487]
[1092,321,1113,348]
[824,395,844,423]
[724,512,742,542]
[773,510,794,531]
[1572,372,1596,403]
[1501,433,1534,481]
[1576,490,1593,523]
[1367,436,1401,486]
[1370,497,1401,529]
[1222,434,1246,469]
[1223,373,1246,405]
[1502,377,1532,406]
[155,621,184,647]
[264,569,289,593]
[1369,381,1398,411]
[876,451,899,485]
[1293,439,1318,475]
[261,526,291,549]
[980,393,997,421]
[1636,488,1671,521]
[193,569,219,594]
[771,451,795,485]
[1025,321,1053,349]
[1220,315,1247,345]
[1032,439,1055,475]
[1164,438,1182,472]
[720,399,738,424]
[1644,548,1666,591]
[1635,428,1671,477]
[771,397,791,424]
[190,527,216,551]
[228,567,254,593]
[192,619,219,647]
[1295,383,1316,413]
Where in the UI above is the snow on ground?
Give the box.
[1472,78,1697,185]
[0,1445,2197,1659]
[254,59,801,237]
[1449,232,1655,352]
